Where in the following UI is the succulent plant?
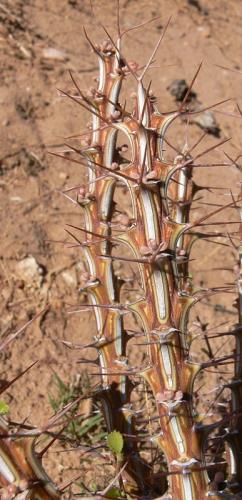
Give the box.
[0,14,241,500]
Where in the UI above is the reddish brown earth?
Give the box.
[0,0,242,495]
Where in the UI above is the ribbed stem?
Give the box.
[79,46,219,498]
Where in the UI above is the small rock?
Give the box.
[61,270,77,287]
[59,172,68,180]
[191,109,220,136]
[197,25,211,38]
[15,256,44,286]
[167,79,197,102]
[10,196,23,203]
[168,78,221,137]
[41,47,67,62]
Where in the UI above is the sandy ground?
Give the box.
[0,0,242,495]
